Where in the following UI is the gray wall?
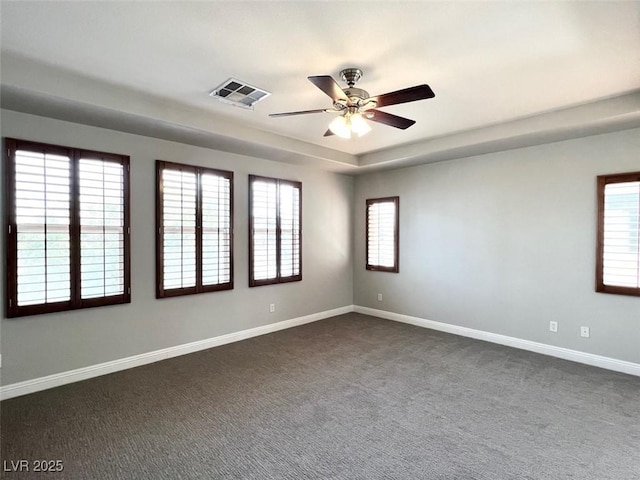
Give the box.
[1,110,354,385]
[2,109,638,387]
[354,128,640,364]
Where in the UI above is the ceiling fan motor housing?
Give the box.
[343,87,368,100]
[340,88,377,112]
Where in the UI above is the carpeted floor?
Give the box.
[1,313,639,479]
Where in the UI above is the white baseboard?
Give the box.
[4,304,636,401]
[354,305,640,377]
[0,305,355,401]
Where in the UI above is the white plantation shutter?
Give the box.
[201,172,232,286]
[161,168,197,290]
[366,197,399,272]
[601,178,640,291]
[79,158,126,299]
[279,183,301,278]
[250,178,277,281]
[14,149,71,306]
[6,139,131,317]
[156,161,233,297]
[249,175,301,286]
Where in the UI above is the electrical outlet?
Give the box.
[269,304,275,313]
[377,293,383,302]
[580,326,590,338]
[549,321,558,333]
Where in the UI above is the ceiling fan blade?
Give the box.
[366,109,416,129]
[369,84,435,108]
[323,129,335,137]
[269,108,329,117]
[308,75,349,102]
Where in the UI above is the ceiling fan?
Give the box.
[269,68,435,139]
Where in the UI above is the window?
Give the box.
[156,161,233,298]
[5,138,130,317]
[596,171,640,296]
[366,197,399,273]
[249,175,301,286]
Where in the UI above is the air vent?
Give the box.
[209,78,270,110]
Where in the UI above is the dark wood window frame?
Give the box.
[249,174,302,287]
[366,196,399,273]
[156,160,234,298]
[596,171,640,297]
[5,138,131,318]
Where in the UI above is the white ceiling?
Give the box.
[1,1,639,172]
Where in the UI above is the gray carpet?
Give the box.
[1,313,639,479]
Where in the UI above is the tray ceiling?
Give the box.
[1,1,639,172]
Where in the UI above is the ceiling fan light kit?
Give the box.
[269,67,435,139]
[329,115,351,138]
[329,111,372,139]
[349,112,372,136]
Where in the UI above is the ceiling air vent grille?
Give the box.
[209,78,270,110]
